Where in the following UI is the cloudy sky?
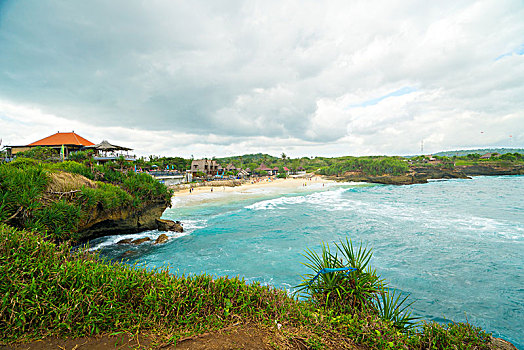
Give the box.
[0,1,523,158]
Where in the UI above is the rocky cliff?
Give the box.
[43,171,173,242]
[77,200,170,241]
[328,167,469,185]
[457,164,524,176]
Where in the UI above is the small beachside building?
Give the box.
[84,140,135,163]
[237,169,250,178]
[480,153,493,159]
[295,166,306,175]
[5,131,94,158]
[190,159,220,176]
[255,163,273,176]
[225,163,237,172]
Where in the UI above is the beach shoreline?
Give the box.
[170,176,334,198]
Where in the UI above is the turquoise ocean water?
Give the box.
[89,176,524,348]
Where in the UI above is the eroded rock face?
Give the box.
[330,173,428,185]
[154,234,169,244]
[77,200,169,242]
[328,167,472,186]
[116,238,133,245]
[457,165,524,176]
[156,218,183,232]
[412,167,470,180]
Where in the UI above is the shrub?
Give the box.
[0,159,171,242]
[16,147,58,161]
[296,238,418,331]
[122,173,172,205]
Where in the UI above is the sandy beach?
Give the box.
[173,176,335,202]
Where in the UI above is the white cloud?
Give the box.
[0,0,523,157]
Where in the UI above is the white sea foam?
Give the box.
[245,188,347,211]
[182,219,208,232]
[85,219,208,251]
[87,230,186,251]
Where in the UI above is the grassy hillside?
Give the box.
[0,158,172,242]
[0,224,492,349]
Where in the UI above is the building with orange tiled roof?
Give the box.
[6,131,94,157]
[28,132,94,147]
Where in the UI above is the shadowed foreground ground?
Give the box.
[0,323,364,350]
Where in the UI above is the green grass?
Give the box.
[0,224,493,349]
[0,224,307,342]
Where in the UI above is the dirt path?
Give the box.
[0,324,327,350]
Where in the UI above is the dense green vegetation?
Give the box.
[433,148,524,157]
[408,153,524,168]
[319,157,409,176]
[135,155,191,172]
[0,224,492,349]
[0,158,172,242]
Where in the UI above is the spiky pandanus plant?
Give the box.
[295,239,382,313]
[296,238,419,331]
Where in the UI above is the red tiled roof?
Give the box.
[283,167,290,171]
[28,132,94,146]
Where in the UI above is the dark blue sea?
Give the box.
[90,176,524,348]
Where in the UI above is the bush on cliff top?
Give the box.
[0,159,172,242]
[319,157,409,177]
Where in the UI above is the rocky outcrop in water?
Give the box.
[154,234,169,244]
[156,218,183,232]
[411,167,471,180]
[130,237,151,245]
[328,172,430,185]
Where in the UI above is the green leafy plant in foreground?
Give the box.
[296,238,419,331]
[375,288,418,331]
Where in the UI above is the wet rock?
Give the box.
[491,337,518,350]
[156,218,183,232]
[130,237,151,245]
[154,234,169,245]
[122,250,135,257]
[116,238,133,245]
